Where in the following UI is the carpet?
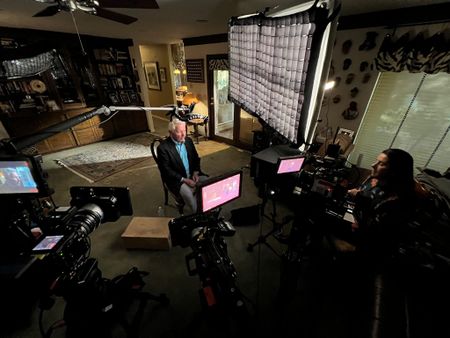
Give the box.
[56,132,157,183]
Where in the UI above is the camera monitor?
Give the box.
[0,159,39,194]
[276,155,305,175]
[198,170,242,213]
[31,235,65,254]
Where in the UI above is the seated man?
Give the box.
[157,118,207,214]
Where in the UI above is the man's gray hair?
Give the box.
[168,118,186,133]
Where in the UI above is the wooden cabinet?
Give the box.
[0,30,148,154]
[66,107,115,146]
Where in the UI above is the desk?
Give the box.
[187,118,208,144]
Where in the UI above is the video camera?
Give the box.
[0,151,133,330]
[168,170,247,313]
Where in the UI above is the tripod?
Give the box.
[41,258,169,338]
[247,183,294,257]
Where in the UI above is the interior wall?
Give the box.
[315,27,387,142]
[184,42,228,117]
[139,44,175,119]
[316,22,448,144]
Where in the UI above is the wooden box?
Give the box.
[121,217,173,250]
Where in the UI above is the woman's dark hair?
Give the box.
[382,148,414,197]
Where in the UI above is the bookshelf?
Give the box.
[93,47,141,106]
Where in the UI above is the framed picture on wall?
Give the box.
[160,67,167,83]
[144,61,161,90]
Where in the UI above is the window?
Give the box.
[349,71,450,173]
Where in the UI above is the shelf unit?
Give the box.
[0,30,148,154]
[93,48,141,106]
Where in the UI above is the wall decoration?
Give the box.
[342,40,352,54]
[360,61,369,72]
[359,31,378,51]
[159,67,167,83]
[343,58,352,70]
[186,59,204,83]
[350,87,359,98]
[144,61,160,90]
[362,73,371,83]
[342,101,359,120]
[345,73,355,84]
[332,95,341,104]
[334,76,341,87]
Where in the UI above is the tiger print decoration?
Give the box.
[374,33,410,72]
[375,31,450,74]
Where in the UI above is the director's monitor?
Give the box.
[0,157,39,195]
[197,170,243,213]
[276,155,305,175]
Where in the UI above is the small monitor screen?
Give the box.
[0,160,39,194]
[199,171,242,213]
[32,235,64,253]
[276,156,305,174]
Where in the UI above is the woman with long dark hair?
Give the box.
[348,148,415,261]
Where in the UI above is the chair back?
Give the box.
[150,137,185,214]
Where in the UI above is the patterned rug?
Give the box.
[56,132,158,182]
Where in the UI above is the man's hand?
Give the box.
[192,171,200,183]
[183,178,196,188]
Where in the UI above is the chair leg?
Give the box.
[164,187,169,205]
[194,124,199,144]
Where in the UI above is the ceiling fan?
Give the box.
[32,0,159,25]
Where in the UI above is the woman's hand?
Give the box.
[351,220,359,232]
[347,188,360,198]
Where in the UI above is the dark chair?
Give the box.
[150,137,185,215]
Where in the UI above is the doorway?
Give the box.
[206,54,261,149]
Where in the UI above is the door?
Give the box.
[207,54,235,144]
[207,54,262,149]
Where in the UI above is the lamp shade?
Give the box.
[182,92,199,106]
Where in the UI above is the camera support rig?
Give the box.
[169,210,248,318]
[0,104,186,337]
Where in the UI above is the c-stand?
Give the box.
[246,182,294,257]
[40,258,168,338]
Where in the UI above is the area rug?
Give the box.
[55,132,158,183]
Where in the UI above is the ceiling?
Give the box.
[0,0,446,45]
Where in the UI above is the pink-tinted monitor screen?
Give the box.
[199,171,242,213]
[276,156,305,174]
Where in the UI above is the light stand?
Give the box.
[246,182,293,257]
[246,145,303,257]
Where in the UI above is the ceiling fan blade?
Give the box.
[93,7,138,24]
[33,5,61,17]
[98,0,159,9]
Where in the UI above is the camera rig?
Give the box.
[169,209,248,316]
[0,105,174,336]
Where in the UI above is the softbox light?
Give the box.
[228,0,340,146]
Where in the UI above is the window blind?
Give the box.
[349,71,450,174]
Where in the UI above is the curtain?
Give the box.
[375,32,450,74]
